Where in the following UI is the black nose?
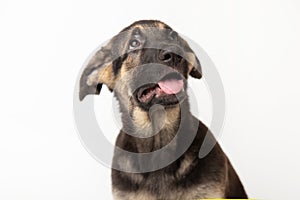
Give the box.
[158,50,173,63]
[158,46,183,63]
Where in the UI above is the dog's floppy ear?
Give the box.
[79,41,117,101]
[186,50,202,79]
[189,54,202,79]
[180,37,202,79]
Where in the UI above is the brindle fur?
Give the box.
[79,20,247,199]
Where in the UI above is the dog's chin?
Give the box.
[133,73,187,110]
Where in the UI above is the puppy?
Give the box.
[79,20,247,199]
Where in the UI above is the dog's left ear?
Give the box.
[79,41,117,101]
[187,51,202,79]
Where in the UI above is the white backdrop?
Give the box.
[0,0,300,199]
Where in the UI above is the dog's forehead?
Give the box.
[122,20,172,38]
[134,23,168,30]
[125,20,171,30]
[113,20,187,57]
[142,28,169,39]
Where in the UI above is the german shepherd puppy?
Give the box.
[79,20,247,199]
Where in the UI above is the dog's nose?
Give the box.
[158,50,173,63]
[158,46,183,63]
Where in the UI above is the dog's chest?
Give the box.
[113,190,224,200]
[112,169,225,200]
[113,179,224,200]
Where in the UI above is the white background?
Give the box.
[0,0,299,199]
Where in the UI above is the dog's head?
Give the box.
[80,20,202,116]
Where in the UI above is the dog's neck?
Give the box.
[120,100,193,153]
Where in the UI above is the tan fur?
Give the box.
[186,52,197,74]
[132,105,180,135]
[122,54,138,71]
[98,64,115,88]
[176,153,195,178]
[86,63,116,89]
[113,190,156,200]
[182,184,225,199]
[113,184,225,200]
[157,22,166,29]
[132,107,151,130]
[114,156,144,183]
[131,24,145,30]
[164,105,180,130]
[132,21,165,30]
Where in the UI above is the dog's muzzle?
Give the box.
[136,72,184,103]
[128,64,187,110]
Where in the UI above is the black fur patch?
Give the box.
[112,53,128,76]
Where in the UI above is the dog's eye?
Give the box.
[129,39,141,49]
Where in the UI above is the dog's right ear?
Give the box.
[79,42,116,101]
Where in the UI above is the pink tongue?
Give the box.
[158,79,184,94]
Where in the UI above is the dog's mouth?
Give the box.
[135,73,185,106]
